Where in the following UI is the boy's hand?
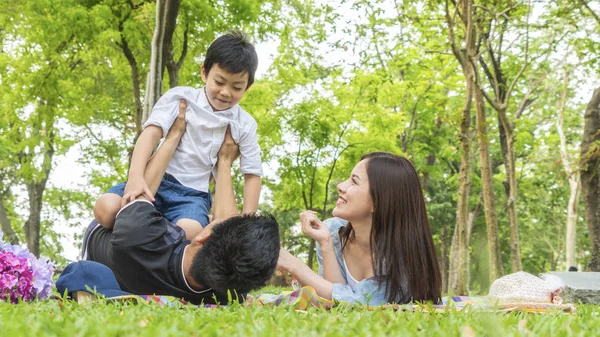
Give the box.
[217,126,240,164]
[122,175,154,206]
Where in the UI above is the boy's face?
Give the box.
[201,64,250,111]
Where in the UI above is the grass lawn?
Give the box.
[1,296,599,337]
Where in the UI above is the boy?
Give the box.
[94,31,262,239]
[82,102,279,304]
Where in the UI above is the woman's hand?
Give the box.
[299,211,331,245]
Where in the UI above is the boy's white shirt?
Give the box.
[142,86,262,193]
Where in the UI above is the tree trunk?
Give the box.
[307,240,316,270]
[556,71,581,270]
[448,199,478,293]
[445,0,476,295]
[0,196,19,245]
[118,26,143,131]
[25,182,45,256]
[580,87,600,271]
[161,0,184,89]
[498,111,522,272]
[566,178,581,269]
[473,87,504,281]
[143,0,168,124]
[22,115,55,257]
[441,220,448,294]
[143,0,184,123]
[451,85,472,295]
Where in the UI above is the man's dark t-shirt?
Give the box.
[87,201,228,304]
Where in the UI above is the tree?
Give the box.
[0,0,98,256]
[555,59,581,270]
[580,88,600,271]
[444,0,496,294]
[578,0,600,272]
[143,0,183,123]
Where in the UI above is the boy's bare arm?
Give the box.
[122,126,163,205]
[242,174,261,214]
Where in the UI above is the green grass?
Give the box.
[1,299,599,337]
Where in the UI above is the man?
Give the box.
[81,100,279,304]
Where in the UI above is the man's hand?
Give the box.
[122,175,154,206]
[276,247,297,273]
[194,216,226,242]
[166,99,187,140]
[218,126,240,164]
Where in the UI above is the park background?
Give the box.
[1,0,600,297]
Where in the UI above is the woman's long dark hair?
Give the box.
[340,152,441,303]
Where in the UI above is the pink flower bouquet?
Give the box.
[0,230,55,303]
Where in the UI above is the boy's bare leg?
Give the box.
[177,219,204,240]
[94,195,121,229]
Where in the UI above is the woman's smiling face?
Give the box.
[332,159,374,223]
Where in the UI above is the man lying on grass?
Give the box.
[81,99,280,304]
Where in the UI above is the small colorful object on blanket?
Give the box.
[0,230,55,303]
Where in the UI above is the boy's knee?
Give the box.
[176,218,203,240]
[94,194,122,229]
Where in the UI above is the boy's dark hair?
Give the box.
[190,213,280,296]
[203,31,259,88]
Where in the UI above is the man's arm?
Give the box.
[278,248,334,299]
[122,125,163,205]
[212,127,241,220]
[192,127,240,242]
[138,100,187,199]
[242,174,261,214]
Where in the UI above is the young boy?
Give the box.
[94,31,262,239]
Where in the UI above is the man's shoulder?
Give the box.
[111,201,171,247]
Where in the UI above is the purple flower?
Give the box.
[31,256,54,299]
[0,230,55,303]
[0,250,35,303]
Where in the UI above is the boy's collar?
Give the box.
[198,87,213,111]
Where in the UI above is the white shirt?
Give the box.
[142,86,262,193]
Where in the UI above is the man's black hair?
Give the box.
[189,213,280,297]
[203,31,259,88]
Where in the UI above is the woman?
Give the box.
[277,152,441,305]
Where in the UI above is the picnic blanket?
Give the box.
[78,286,575,314]
[57,263,576,314]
